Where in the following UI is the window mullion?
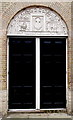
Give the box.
[36,37,40,110]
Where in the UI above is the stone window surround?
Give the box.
[6,5,69,113]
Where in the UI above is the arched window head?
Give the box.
[7,6,68,36]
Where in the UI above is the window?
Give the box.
[9,37,66,110]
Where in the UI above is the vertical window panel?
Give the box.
[9,37,36,109]
[40,38,66,109]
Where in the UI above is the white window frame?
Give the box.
[36,37,40,110]
[7,37,68,112]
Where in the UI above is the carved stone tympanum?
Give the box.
[7,6,68,36]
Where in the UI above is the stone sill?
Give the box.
[6,113,71,118]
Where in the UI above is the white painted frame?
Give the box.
[7,37,68,112]
[36,37,40,110]
[7,38,9,111]
[66,38,68,110]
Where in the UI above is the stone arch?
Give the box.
[1,3,72,116]
[7,5,68,36]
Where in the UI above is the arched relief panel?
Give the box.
[7,6,68,36]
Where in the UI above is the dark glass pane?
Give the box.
[9,37,35,109]
[40,38,66,109]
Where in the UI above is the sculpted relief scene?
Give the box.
[7,7,68,36]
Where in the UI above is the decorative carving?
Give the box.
[20,22,27,31]
[32,16,44,31]
[7,7,68,36]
